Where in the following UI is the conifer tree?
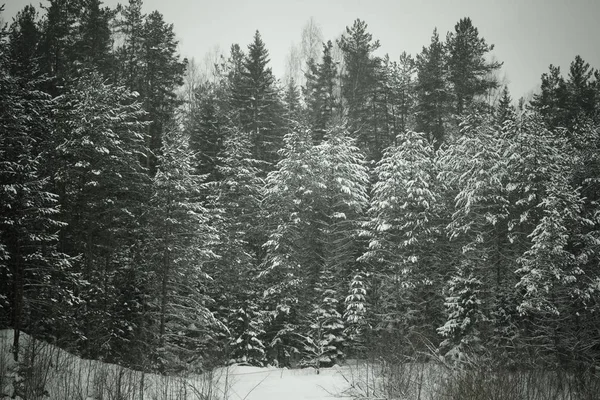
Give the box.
[49,71,151,362]
[283,77,304,127]
[415,29,450,148]
[338,19,387,160]
[205,128,268,365]
[187,82,227,181]
[529,64,569,129]
[77,0,114,73]
[361,130,444,348]
[263,126,369,364]
[139,10,187,174]
[8,5,41,81]
[145,123,221,372]
[233,30,283,168]
[445,17,502,116]
[496,85,515,127]
[0,23,77,360]
[386,52,416,137]
[304,40,340,144]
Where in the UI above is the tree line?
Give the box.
[1,0,599,376]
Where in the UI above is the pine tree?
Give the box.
[338,19,387,160]
[437,113,521,362]
[529,64,569,130]
[38,0,81,90]
[77,0,114,73]
[415,29,450,148]
[262,126,369,364]
[565,55,597,128]
[8,5,41,81]
[283,77,304,127]
[115,0,144,89]
[187,82,227,181]
[386,52,416,137]
[139,10,187,174]
[446,17,502,116]
[437,261,486,364]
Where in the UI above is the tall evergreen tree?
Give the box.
[529,64,569,129]
[361,130,445,350]
[263,126,369,364]
[77,0,114,73]
[49,71,151,362]
[496,85,515,127]
[145,123,220,372]
[139,10,187,174]
[304,40,340,144]
[232,30,283,168]
[446,17,502,116]
[415,29,450,148]
[8,5,41,81]
[338,19,387,160]
[205,128,269,365]
[0,22,77,360]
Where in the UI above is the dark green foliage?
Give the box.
[4,2,600,379]
[262,126,369,364]
[204,128,268,365]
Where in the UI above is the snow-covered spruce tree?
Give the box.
[360,130,445,353]
[262,125,369,365]
[343,273,368,351]
[49,70,152,364]
[0,24,77,360]
[144,122,221,373]
[261,124,318,365]
[205,127,268,366]
[506,114,599,369]
[437,113,514,363]
[437,260,486,365]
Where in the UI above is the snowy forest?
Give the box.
[1,0,600,388]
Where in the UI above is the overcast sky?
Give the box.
[3,0,599,99]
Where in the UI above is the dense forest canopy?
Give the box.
[1,0,600,382]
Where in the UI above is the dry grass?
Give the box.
[0,329,229,400]
[339,356,600,400]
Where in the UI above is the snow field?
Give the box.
[0,330,356,400]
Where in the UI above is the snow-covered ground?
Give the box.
[216,365,355,400]
[0,330,359,400]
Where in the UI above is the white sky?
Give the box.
[3,0,600,99]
